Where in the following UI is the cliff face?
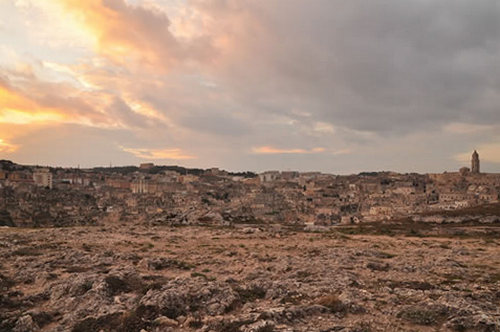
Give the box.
[0,187,102,227]
[412,203,500,224]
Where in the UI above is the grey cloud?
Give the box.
[106,97,151,129]
[196,0,500,134]
[179,113,252,137]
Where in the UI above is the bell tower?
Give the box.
[471,150,480,174]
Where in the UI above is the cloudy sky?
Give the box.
[0,0,499,174]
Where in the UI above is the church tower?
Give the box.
[471,150,480,174]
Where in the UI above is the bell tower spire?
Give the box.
[471,150,480,174]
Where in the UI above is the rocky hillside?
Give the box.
[1,224,499,331]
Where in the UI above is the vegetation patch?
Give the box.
[440,273,466,284]
[280,291,307,305]
[191,272,216,281]
[64,266,91,273]
[484,272,500,284]
[397,304,449,326]
[420,203,500,218]
[148,258,195,270]
[31,311,56,329]
[0,273,15,290]
[367,262,390,272]
[72,312,123,332]
[11,247,42,256]
[374,251,397,259]
[211,318,257,332]
[235,285,267,303]
[385,280,435,291]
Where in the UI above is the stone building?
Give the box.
[140,163,154,170]
[259,171,280,183]
[105,177,130,189]
[33,168,53,189]
[459,167,470,176]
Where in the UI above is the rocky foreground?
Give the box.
[1,223,499,332]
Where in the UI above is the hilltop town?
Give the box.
[1,152,500,332]
[1,151,499,228]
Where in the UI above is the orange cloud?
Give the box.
[0,74,155,129]
[0,83,67,124]
[252,146,326,154]
[121,146,196,160]
[444,122,495,135]
[0,139,18,153]
[55,0,210,70]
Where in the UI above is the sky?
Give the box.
[0,0,499,174]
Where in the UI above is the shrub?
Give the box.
[104,275,145,296]
[316,294,347,313]
[366,262,390,272]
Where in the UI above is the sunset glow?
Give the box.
[121,146,196,160]
[253,146,326,155]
